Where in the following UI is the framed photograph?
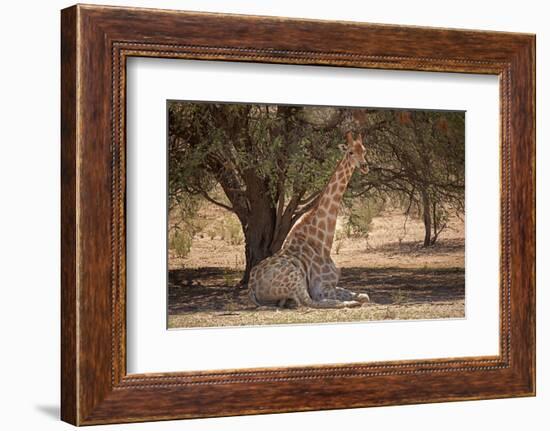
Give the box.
[61,4,535,425]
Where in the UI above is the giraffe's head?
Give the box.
[344,131,368,174]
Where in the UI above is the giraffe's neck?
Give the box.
[312,153,356,251]
[286,153,356,255]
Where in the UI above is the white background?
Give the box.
[127,59,500,373]
[0,0,547,430]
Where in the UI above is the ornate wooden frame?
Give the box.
[61,4,535,425]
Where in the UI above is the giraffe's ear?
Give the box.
[338,142,348,152]
[345,130,354,146]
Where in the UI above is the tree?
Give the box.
[349,109,465,246]
[168,103,466,286]
[168,102,347,283]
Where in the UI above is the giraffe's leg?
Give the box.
[333,287,370,303]
[299,276,361,308]
[292,288,361,309]
[320,283,370,303]
[248,256,289,308]
[248,286,280,310]
[249,255,361,309]
[249,255,310,308]
[318,260,370,304]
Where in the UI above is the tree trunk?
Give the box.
[219,165,300,286]
[421,190,432,247]
[242,227,272,286]
[240,210,294,286]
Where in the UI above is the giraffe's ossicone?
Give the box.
[248,131,371,309]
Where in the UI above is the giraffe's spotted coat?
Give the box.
[248,132,371,309]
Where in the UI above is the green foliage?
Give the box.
[168,194,203,259]
[345,198,385,238]
[168,102,343,212]
[169,230,193,259]
[222,215,244,246]
[168,101,465,271]
[349,109,465,245]
[202,213,244,245]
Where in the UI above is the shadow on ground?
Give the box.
[373,238,464,255]
[168,265,464,315]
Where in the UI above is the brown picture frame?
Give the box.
[61,4,536,426]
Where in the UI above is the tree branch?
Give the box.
[185,184,234,213]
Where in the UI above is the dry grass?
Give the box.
[167,201,465,329]
[168,301,464,329]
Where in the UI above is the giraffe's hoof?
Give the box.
[356,293,370,303]
[344,300,362,308]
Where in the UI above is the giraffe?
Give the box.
[248,131,371,309]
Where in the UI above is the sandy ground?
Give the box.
[169,208,464,271]
[168,205,465,328]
